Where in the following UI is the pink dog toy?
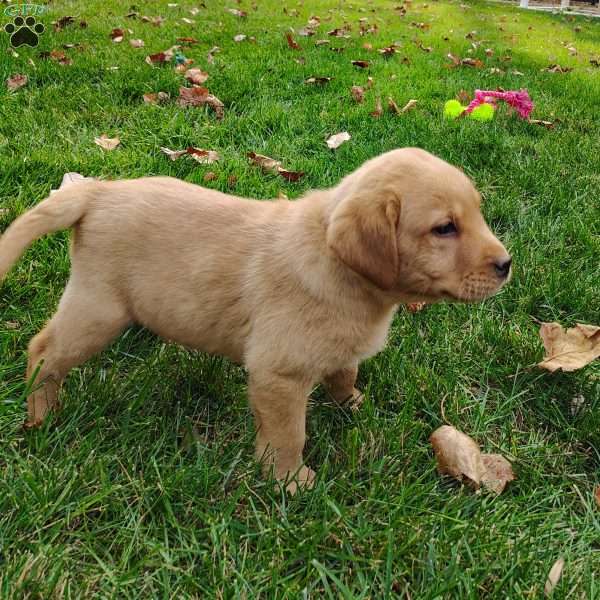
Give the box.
[464,89,533,119]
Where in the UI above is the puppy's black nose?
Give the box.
[494,257,512,279]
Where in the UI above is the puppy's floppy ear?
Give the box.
[327,192,400,290]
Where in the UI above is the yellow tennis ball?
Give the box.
[470,103,495,122]
[444,99,464,119]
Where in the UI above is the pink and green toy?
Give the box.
[444,89,533,122]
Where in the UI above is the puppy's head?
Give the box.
[326,148,511,302]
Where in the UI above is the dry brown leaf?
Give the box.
[595,486,600,508]
[110,28,125,43]
[177,37,199,45]
[388,96,400,114]
[538,322,600,372]
[130,38,145,48]
[378,46,396,57]
[248,152,281,173]
[161,147,220,163]
[4,321,20,330]
[49,50,73,66]
[94,135,120,151]
[406,302,426,313]
[305,76,332,84]
[143,91,169,104]
[233,34,247,42]
[544,64,572,74]
[315,39,330,46]
[401,99,418,113]
[187,148,221,164]
[415,40,432,53]
[177,86,224,119]
[430,426,486,487]
[6,74,28,91]
[247,152,304,182]
[161,147,187,160]
[529,119,554,129]
[481,454,515,494]
[226,7,247,17]
[204,171,217,182]
[298,27,316,37]
[185,68,209,84]
[326,131,351,149]
[351,85,365,103]
[285,32,301,50]
[371,96,383,118]
[227,174,237,188]
[145,52,171,65]
[351,60,370,68]
[544,558,565,596]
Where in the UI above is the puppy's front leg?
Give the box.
[323,365,364,408]
[248,372,315,494]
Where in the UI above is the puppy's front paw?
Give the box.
[280,465,316,495]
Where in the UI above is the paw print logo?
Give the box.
[4,16,45,47]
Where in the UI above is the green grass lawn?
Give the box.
[1,0,599,596]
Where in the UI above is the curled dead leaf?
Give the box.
[204,171,217,182]
[430,426,486,487]
[130,38,145,48]
[544,64,572,74]
[143,91,170,104]
[406,302,426,313]
[326,131,351,149]
[388,97,400,114]
[178,86,224,119]
[285,32,301,50]
[538,322,600,372]
[185,68,209,84]
[110,28,125,43]
[371,96,383,118]
[94,135,120,151]
[351,60,370,68]
[351,85,365,103]
[401,99,418,113]
[430,425,515,493]
[6,74,27,91]
[544,558,565,596]
[305,76,332,84]
[595,486,600,508]
[247,152,304,182]
[226,7,247,17]
[146,52,170,65]
[378,46,396,57]
[529,119,554,129]
[161,147,220,164]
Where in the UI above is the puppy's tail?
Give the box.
[0,184,93,282]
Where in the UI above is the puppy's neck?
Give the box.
[280,190,396,315]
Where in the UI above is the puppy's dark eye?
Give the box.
[432,222,457,236]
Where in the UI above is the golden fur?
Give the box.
[0,148,511,492]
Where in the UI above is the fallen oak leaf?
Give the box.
[430,426,486,487]
[406,302,426,312]
[370,96,383,118]
[226,7,247,17]
[178,87,224,119]
[326,131,351,149]
[544,558,565,597]
[6,74,28,91]
[538,322,600,372]
[430,425,515,493]
[186,147,221,164]
[401,99,418,113]
[184,68,209,84]
[161,147,220,163]
[110,27,125,42]
[351,85,365,103]
[143,91,170,104]
[544,64,572,74]
[285,32,301,50]
[247,152,304,182]
[94,135,120,151]
[529,119,554,129]
[305,76,332,84]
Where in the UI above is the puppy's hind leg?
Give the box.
[25,279,130,428]
[323,365,364,409]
